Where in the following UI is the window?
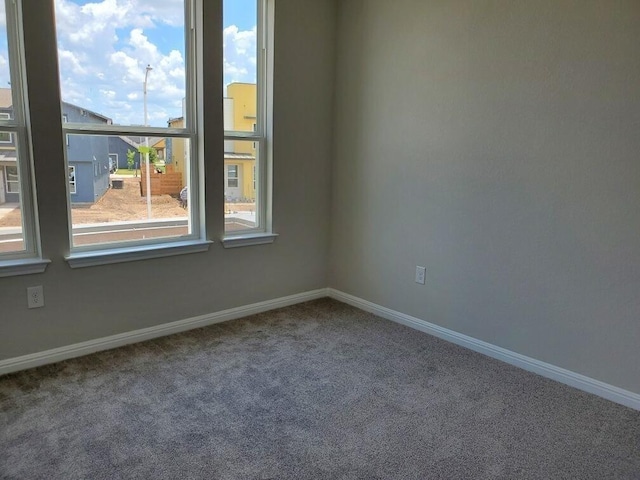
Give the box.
[0,0,45,274]
[0,113,11,143]
[226,165,239,188]
[68,166,76,194]
[55,0,209,264]
[4,166,19,193]
[222,0,275,243]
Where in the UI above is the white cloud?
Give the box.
[100,89,116,99]
[58,49,87,76]
[53,0,256,126]
[223,25,257,85]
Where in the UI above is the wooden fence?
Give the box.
[139,164,183,196]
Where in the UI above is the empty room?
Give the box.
[1,0,639,478]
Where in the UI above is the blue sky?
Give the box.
[0,0,258,127]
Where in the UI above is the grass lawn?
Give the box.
[112,169,139,176]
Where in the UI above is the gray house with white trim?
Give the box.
[1,90,112,205]
[62,102,112,204]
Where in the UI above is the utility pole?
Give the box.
[143,64,153,219]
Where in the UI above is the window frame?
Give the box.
[0,0,48,275]
[226,164,239,188]
[221,0,277,247]
[60,0,211,266]
[0,113,12,143]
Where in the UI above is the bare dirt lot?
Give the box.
[0,176,256,227]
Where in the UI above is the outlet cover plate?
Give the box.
[27,286,44,309]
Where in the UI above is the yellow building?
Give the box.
[156,84,257,201]
[224,83,256,202]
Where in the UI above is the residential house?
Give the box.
[1,89,112,205]
[0,88,18,204]
[224,83,257,202]
[167,86,258,201]
[108,136,143,171]
[154,117,187,176]
[62,102,112,204]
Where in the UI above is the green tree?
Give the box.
[126,149,136,170]
[138,146,159,165]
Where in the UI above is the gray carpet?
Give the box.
[1,299,639,479]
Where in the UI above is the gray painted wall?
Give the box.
[330,0,640,393]
[0,0,335,359]
[3,0,639,399]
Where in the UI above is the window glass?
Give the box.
[0,1,37,257]
[0,114,11,142]
[54,0,198,251]
[223,0,269,235]
[55,0,186,129]
[64,134,191,248]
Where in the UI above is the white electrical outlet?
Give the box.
[27,286,44,309]
[415,266,426,285]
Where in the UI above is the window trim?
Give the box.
[58,0,207,258]
[65,239,213,269]
[222,0,274,240]
[0,0,47,274]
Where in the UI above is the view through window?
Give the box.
[0,0,37,258]
[2,0,269,256]
[54,0,197,250]
[223,0,268,234]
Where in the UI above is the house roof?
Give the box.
[62,101,112,123]
[0,90,114,124]
[0,88,13,108]
[0,151,17,163]
[117,136,143,149]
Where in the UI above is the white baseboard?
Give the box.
[0,288,329,376]
[3,286,638,411]
[327,288,640,411]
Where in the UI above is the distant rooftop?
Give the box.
[0,88,13,109]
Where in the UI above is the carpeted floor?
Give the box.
[1,298,639,479]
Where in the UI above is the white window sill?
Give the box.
[65,240,213,268]
[0,258,51,278]
[221,232,278,248]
